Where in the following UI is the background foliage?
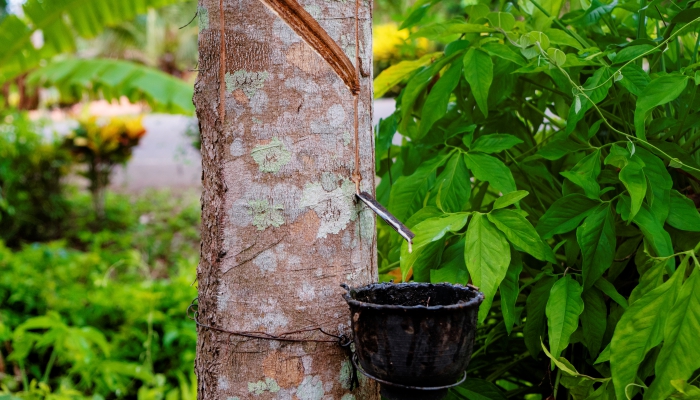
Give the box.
[374,0,700,398]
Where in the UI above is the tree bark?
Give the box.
[193,0,378,398]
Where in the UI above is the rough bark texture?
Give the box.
[193,0,378,398]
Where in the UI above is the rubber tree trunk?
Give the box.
[193,0,378,398]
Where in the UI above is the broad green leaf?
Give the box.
[500,249,523,334]
[464,213,511,322]
[577,203,616,290]
[537,137,589,160]
[612,44,656,64]
[493,190,529,209]
[619,160,647,221]
[401,213,470,281]
[488,209,556,262]
[520,31,551,59]
[670,380,700,398]
[581,287,607,357]
[463,48,494,117]
[547,48,567,67]
[399,1,434,29]
[617,197,674,261]
[634,75,689,140]
[560,149,602,199]
[524,275,557,357]
[400,52,462,128]
[436,152,471,213]
[567,68,612,133]
[544,28,584,50]
[595,277,629,309]
[537,194,601,239]
[410,20,496,40]
[487,12,515,31]
[418,62,462,138]
[452,378,507,400]
[546,276,584,359]
[610,260,687,400]
[469,134,523,154]
[464,152,517,194]
[31,58,195,114]
[667,190,700,232]
[577,0,617,26]
[430,238,469,284]
[636,148,672,223]
[389,152,451,221]
[618,63,650,96]
[670,7,700,23]
[646,265,700,400]
[482,42,526,66]
[374,52,442,98]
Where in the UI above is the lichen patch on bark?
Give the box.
[225,70,269,98]
[197,6,209,31]
[248,378,281,394]
[296,376,324,400]
[248,199,285,230]
[300,176,356,238]
[251,137,292,173]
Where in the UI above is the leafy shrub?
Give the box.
[65,116,147,219]
[376,0,700,398]
[0,113,71,247]
[0,190,199,399]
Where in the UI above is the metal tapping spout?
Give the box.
[355,192,415,253]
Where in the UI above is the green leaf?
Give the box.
[577,203,616,290]
[636,148,672,223]
[374,52,442,98]
[617,197,674,260]
[401,213,470,281]
[493,190,529,209]
[399,1,434,29]
[470,134,523,154]
[488,209,556,262]
[560,149,602,199]
[544,28,585,50]
[612,44,656,64]
[482,42,526,66]
[389,152,452,221]
[418,62,462,138]
[595,277,628,309]
[436,152,471,213]
[634,74,690,140]
[487,12,515,31]
[524,275,557,357]
[547,48,567,67]
[581,287,607,357]
[537,194,601,239]
[500,249,523,334]
[463,48,494,117]
[537,136,589,160]
[670,7,700,23]
[411,20,495,40]
[464,213,511,323]
[618,63,650,96]
[567,68,612,133]
[400,52,463,130]
[546,275,584,359]
[667,190,700,232]
[619,159,647,221]
[431,238,469,285]
[646,265,700,400]
[464,152,517,194]
[30,58,195,114]
[610,260,687,400]
[452,378,507,400]
[670,380,700,398]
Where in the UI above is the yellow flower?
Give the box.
[373,23,429,62]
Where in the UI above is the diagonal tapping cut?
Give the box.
[257,0,360,94]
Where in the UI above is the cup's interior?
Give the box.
[351,283,478,307]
